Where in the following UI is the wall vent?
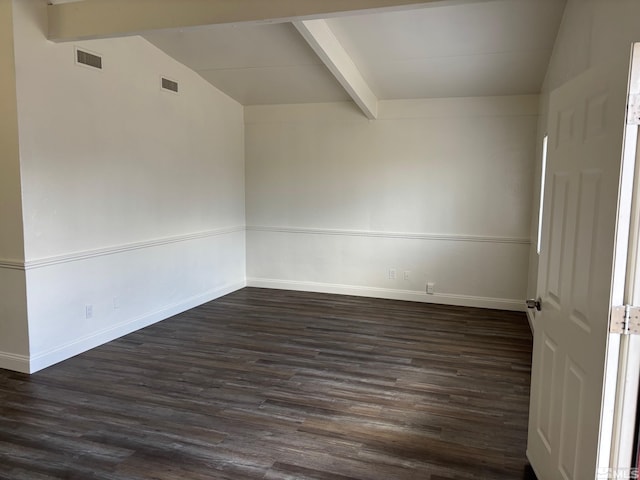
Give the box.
[75,48,102,70]
[161,77,179,93]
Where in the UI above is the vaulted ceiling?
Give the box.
[48,0,567,116]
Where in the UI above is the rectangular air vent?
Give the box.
[76,48,102,70]
[161,77,179,93]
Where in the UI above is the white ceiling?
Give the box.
[327,0,566,98]
[144,23,351,105]
[138,0,567,105]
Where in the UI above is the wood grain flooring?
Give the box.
[0,288,533,479]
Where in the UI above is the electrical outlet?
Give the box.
[427,282,435,294]
[85,304,93,319]
[404,271,410,281]
[389,268,397,280]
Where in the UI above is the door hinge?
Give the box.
[610,305,640,334]
[627,94,640,125]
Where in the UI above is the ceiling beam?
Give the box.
[48,0,439,41]
[293,20,378,120]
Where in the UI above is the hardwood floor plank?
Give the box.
[0,287,533,479]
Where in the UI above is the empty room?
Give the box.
[2,0,640,479]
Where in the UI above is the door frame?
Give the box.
[607,43,640,475]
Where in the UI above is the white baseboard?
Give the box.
[27,281,246,374]
[0,351,30,374]
[246,277,525,312]
[7,277,525,374]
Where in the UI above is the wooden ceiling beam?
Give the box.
[48,0,442,41]
[294,19,378,119]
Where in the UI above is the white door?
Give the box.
[527,62,629,479]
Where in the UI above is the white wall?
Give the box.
[245,97,538,310]
[526,0,640,324]
[6,0,246,373]
[0,0,29,370]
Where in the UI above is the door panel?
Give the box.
[570,170,601,331]
[528,65,627,479]
[537,334,558,452]
[558,360,584,479]
[546,173,569,305]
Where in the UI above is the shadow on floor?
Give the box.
[524,464,538,479]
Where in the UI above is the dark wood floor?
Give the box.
[0,288,533,480]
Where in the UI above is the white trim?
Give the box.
[0,259,25,270]
[0,351,30,374]
[247,277,526,312]
[28,281,246,374]
[526,309,536,334]
[608,42,640,473]
[0,226,245,271]
[247,225,530,245]
[1,225,529,271]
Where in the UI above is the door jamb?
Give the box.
[607,42,640,475]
